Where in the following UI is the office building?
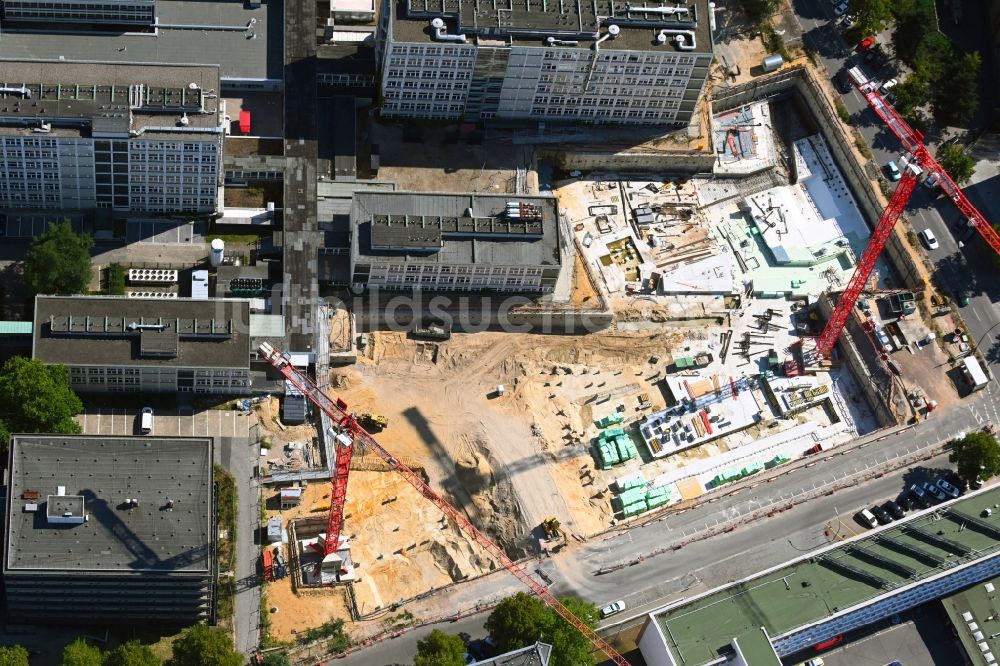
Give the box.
[0,0,156,28]
[32,295,251,395]
[638,484,1000,665]
[3,434,214,623]
[375,0,713,124]
[0,2,278,91]
[0,60,223,214]
[350,192,562,292]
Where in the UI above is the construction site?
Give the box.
[252,64,997,650]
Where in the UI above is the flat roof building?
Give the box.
[375,0,714,125]
[0,2,281,90]
[638,484,1000,665]
[0,0,156,29]
[33,295,251,395]
[3,434,214,623]
[0,59,224,215]
[349,192,562,293]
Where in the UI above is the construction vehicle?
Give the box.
[539,517,567,553]
[813,80,1000,360]
[256,342,631,666]
[356,412,388,430]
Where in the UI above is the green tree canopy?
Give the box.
[171,624,243,666]
[22,220,93,296]
[104,641,161,666]
[738,0,779,23]
[950,432,1000,484]
[848,0,893,36]
[892,72,930,118]
[932,49,981,127]
[0,357,82,452]
[935,144,977,185]
[486,593,551,653]
[485,593,600,666]
[414,630,466,666]
[0,645,30,666]
[61,639,103,666]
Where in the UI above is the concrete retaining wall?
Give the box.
[817,294,897,427]
[541,148,716,175]
[712,65,925,290]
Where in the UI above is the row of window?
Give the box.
[372,264,544,276]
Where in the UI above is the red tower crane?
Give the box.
[814,80,1000,359]
[257,342,632,666]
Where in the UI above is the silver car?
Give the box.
[600,600,626,618]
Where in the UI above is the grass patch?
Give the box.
[302,619,351,653]
[759,23,791,61]
[834,99,852,125]
[214,464,237,624]
[105,263,125,295]
[854,134,873,159]
[209,233,266,245]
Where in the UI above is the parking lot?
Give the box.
[76,406,252,438]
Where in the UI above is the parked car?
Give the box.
[871,505,893,525]
[919,228,939,249]
[971,477,984,490]
[885,500,906,520]
[856,508,879,529]
[880,78,898,93]
[923,481,948,502]
[833,2,849,16]
[858,35,876,51]
[140,406,154,435]
[945,471,968,493]
[937,477,962,499]
[834,70,853,94]
[600,600,626,618]
[924,172,940,189]
[886,161,901,181]
[909,484,930,508]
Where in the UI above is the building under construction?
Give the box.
[3,434,215,623]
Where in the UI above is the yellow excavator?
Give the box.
[540,517,567,552]
[355,412,389,431]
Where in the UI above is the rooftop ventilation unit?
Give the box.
[127,291,178,299]
[128,268,179,284]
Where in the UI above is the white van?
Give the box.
[140,407,154,435]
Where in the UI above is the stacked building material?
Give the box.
[598,412,626,428]
[645,486,672,509]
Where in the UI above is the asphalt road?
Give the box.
[334,390,995,665]
[792,0,1000,382]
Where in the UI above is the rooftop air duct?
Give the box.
[430,17,467,42]
[656,28,696,50]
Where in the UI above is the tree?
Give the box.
[0,357,82,450]
[22,220,93,296]
[935,144,976,185]
[545,597,599,666]
[171,624,243,666]
[950,432,1000,484]
[104,641,161,666]
[892,72,930,118]
[932,49,981,127]
[891,0,940,66]
[848,0,893,36]
[261,654,291,666]
[0,646,29,666]
[414,630,466,666]
[486,593,551,653]
[485,593,600,666]
[61,639,103,666]
[738,0,780,23]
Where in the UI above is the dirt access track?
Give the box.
[331,329,682,554]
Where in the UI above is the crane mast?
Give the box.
[257,342,632,666]
[814,82,1000,359]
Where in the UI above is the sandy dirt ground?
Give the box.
[265,575,351,642]
[331,329,684,552]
